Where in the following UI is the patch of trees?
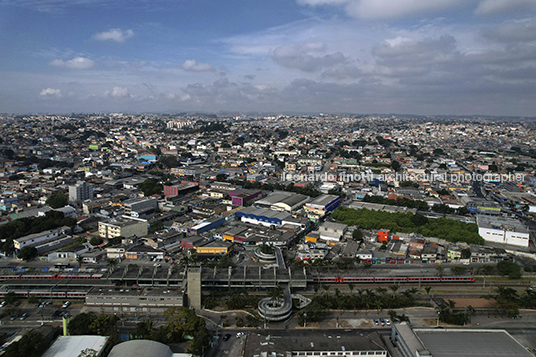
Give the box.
[18,246,38,261]
[275,128,288,140]
[138,178,163,197]
[363,194,429,210]
[19,156,74,170]
[338,150,361,160]
[399,180,419,188]
[487,286,536,318]
[0,211,76,255]
[224,290,260,310]
[332,207,483,245]
[4,331,50,357]
[298,286,418,325]
[496,260,523,279]
[46,193,69,208]
[68,312,119,336]
[438,300,471,325]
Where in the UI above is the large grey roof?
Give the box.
[42,336,108,357]
[108,340,173,357]
[416,330,532,357]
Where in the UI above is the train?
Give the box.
[312,275,474,283]
[0,273,103,280]
[0,289,88,298]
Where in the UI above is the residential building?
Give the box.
[98,216,148,239]
[69,180,94,202]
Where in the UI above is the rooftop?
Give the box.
[415,329,532,357]
[244,330,386,356]
[42,335,108,357]
[476,215,529,233]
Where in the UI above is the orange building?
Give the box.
[377,229,390,242]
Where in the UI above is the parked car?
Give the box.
[374,319,379,326]
[62,301,71,308]
[223,333,231,341]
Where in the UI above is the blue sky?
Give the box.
[1,0,536,116]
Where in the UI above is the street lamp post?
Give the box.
[437,311,440,327]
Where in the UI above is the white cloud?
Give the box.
[273,42,347,72]
[297,0,466,19]
[475,0,536,15]
[50,57,95,70]
[180,60,216,72]
[110,87,129,98]
[39,88,62,97]
[93,28,134,43]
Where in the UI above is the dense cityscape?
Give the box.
[3,0,536,356]
[0,113,534,356]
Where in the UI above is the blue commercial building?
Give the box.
[187,216,225,235]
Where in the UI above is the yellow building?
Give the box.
[196,241,232,255]
[305,232,319,243]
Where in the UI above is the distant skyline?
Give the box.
[1,0,536,116]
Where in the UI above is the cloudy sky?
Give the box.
[1,0,536,116]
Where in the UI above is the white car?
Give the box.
[463,262,470,266]
[62,301,71,308]
[0,301,6,308]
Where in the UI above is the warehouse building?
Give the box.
[391,322,531,357]
[303,194,340,221]
[477,215,530,247]
[255,191,310,212]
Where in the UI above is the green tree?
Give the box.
[46,193,69,208]
[497,260,522,279]
[150,221,164,233]
[138,178,163,197]
[4,331,49,357]
[352,229,363,241]
[88,314,119,335]
[134,320,154,339]
[4,291,17,305]
[451,266,468,276]
[18,246,38,261]
[77,255,84,269]
[89,237,103,246]
[461,248,471,259]
[269,285,283,304]
[68,312,97,335]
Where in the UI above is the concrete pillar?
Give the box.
[187,268,202,310]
